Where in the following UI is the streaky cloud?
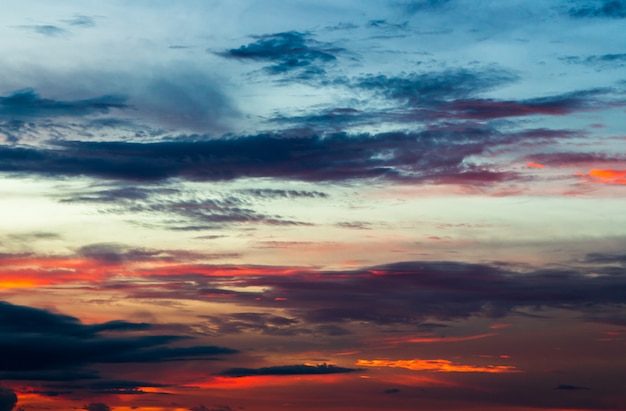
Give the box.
[0,89,127,120]
[218,363,357,377]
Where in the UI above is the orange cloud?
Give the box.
[356,358,519,373]
[526,162,546,169]
[580,168,626,185]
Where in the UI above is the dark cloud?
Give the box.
[355,68,518,105]
[384,388,401,394]
[0,128,534,186]
[217,31,342,77]
[584,252,626,265]
[0,300,237,375]
[0,89,127,120]
[218,363,358,377]
[198,260,626,326]
[441,88,617,119]
[556,384,591,390]
[84,403,111,411]
[562,53,626,66]
[524,152,625,166]
[0,388,17,411]
[367,19,409,31]
[568,0,626,18]
[190,406,233,411]
[104,256,626,332]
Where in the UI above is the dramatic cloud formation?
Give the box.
[0,300,237,377]
[1,1,625,410]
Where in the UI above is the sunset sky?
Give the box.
[0,1,625,410]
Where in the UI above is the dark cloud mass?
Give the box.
[0,388,17,411]
[217,31,342,77]
[218,363,358,377]
[0,129,535,185]
[0,300,237,375]
[113,258,626,327]
[0,89,127,119]
[84,403,111,411]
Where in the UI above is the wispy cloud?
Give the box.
[357,358,519,373]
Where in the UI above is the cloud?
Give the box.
[84,403,111,411]
[216,31,342,78]
[0,129,529,186]
[576,169,626,185]
[0,300,237,376]
[62,187,312,230]
[555,384,591,390]
[356,358,518,373]
[441,88,617,119]
[584,252,626,264]
[0,89,127,120]
[63,15,96,27]
[568,0,626,18]
[203,312,304,336]
[395,0,453,14]
[96,256,626,332]
[190,406,233,411]
[218,363,358,377]
[0,66,238,134]
[0,388,17,411]
[19,25,68,36]
[216,259,626,326]
[562,53,626,67]
[355,68,518,105]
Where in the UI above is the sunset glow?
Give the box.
[1,1,625,410]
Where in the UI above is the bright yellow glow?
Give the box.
[356,358,519,373]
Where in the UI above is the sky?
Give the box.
[0,0,625,410]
